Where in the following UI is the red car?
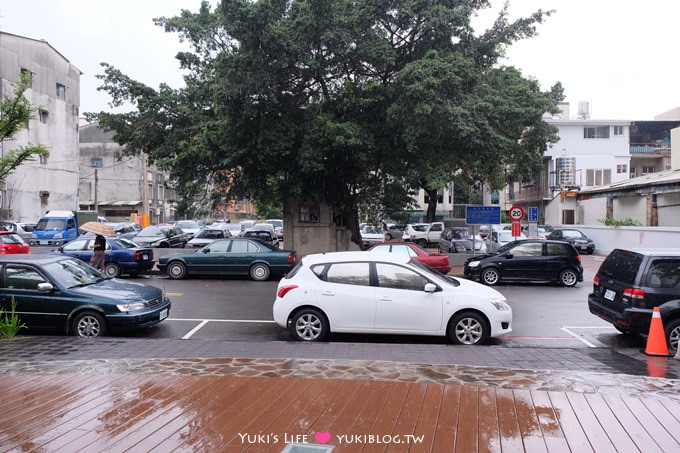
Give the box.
[0,231,30,254]
[367,242,451,274]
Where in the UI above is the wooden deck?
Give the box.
[1,374,679,452]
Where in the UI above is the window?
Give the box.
[20,68,32,87]
[39,190,49,205]
[376,263,429,291]
[424,192,444,204]
[39,153,48,165]
[4,266,46,290]
[547,243,571,256]
[583,126,610,138]
[617,164,627,174]
[613,125,624,136]
[56,83,66,99]
[325,262,370,286]
[39,109,48,123]
[642,166,655,174]
[646,259,680,288]
[585,169,611,186]
[508,242,543,257]
[299,202,320,223]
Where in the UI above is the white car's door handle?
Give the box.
[321,291,335,296]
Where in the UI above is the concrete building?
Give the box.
[0,32,81,221]
[78,123,174,223]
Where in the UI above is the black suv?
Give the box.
[463,239,583,287]
[588,248,680,352]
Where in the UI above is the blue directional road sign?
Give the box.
[466,205,501,225]
[528,207,539,223]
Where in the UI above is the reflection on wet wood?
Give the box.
[1,374,679,452]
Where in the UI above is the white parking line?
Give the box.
[170,318,276,340]
[560,325,616,348]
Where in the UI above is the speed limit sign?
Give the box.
[508,206,525,221]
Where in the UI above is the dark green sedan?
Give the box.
[158,238,297,281]
[0,255,171,338]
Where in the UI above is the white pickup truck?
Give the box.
[403,222,444,247]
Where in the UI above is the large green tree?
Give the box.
[90,0,560,247]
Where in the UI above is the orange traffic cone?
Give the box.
[645,307,669,356]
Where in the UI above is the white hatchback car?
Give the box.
[273,251,512,345]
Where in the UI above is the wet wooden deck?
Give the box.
[1,374,679,452]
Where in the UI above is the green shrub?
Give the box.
[0,297,26,339]
[598,217,642,228]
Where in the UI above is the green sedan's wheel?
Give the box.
[104,262,121,278]
[72,311,106,338]
[167,261,187,280]
[250,263,270,281]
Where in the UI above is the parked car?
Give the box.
[0,221,36,242]
[273,251,512,344]
[588,248,680,352]
[383,223,405,241]
[173,220,203,239]
[360,225,384,248]
[52,236,154,277]
[545,228,595,254]
[0,231,30,254]
[243,229,279,248]
[367,242,451,274]
[464,239,583,287]
[158,238,296,281]
[0,255,171,338]
[485,230,527,253]
[132,225,189,248]
[265,219,284,239]
[439,227,486,253]
[108,221,143,241]
[187,228,232,248]
[403,222,444,247]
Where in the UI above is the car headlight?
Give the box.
[467,261,481,268]
[117,303,146,312]
[489,299,510,311]
[54,233,63,238]
[31,233,38,239]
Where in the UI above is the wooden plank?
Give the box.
[621,396,680,451]
[409,384,444,453]
[583,393,638,452]
[601,394,663,453]
[547,392,595,453]
[454,385,479,453]
[341,380,397,452]
[512,389,547,453]
[358,381,411,453]
[495,388,525,453]
[431,384,461,452]
[564,392,617,453]
[477,387,501,453]
[384,383,428,453]
[641,398,680,444]
[530,390,570,452]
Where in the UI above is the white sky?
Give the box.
[1,0,678,120]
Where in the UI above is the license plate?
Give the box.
[580,246,588,250]
[159,309,168,320]
[604,289,616,301]
[39,241,48,245]
[142,254,149,260]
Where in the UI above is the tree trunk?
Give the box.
[425,187,439,223]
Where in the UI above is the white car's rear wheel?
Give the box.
[290,309,329,342]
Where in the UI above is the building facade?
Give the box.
[0,32,81,221]
[78,123,174,223]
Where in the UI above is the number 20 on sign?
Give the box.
[508,206,524,221]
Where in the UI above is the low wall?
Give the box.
[556,225,680,255]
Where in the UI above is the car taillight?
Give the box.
[623,287,645,300]
[593,275,600,286]
[575,255,581,261]
[277,285,298,298]
[134,251,142,261]
[0,247,7,255]
[288,254,296,264]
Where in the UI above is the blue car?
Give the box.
[53,237,155,277]
[0,255,170,337]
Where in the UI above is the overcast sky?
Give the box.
[1,0,678,120]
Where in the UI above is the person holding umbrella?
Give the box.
[90,234,107,271]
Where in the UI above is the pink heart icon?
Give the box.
[315,431,332,444]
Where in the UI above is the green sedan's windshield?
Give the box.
[43,258,105,288]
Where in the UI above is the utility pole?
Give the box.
[94,168,99,214]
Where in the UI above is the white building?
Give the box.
[0,32,81,221]
[78,123,175,224]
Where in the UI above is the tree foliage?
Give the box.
[89,0,560,247]
[0,72,48,182]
